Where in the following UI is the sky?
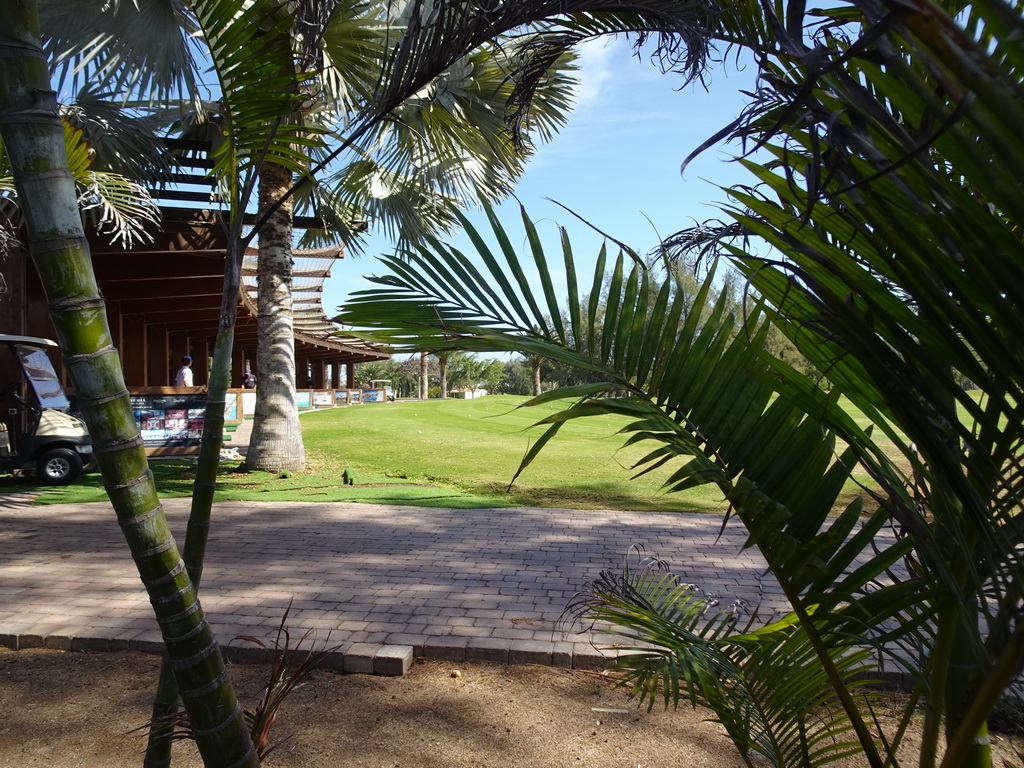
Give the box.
[322,36,761,320]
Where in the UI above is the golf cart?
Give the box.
[0,335,95,485]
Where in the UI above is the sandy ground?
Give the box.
[1,647,1022,768]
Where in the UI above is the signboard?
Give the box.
[297,390,312,409]
[313,390,334,407]
[241,391,257,417]
[224,391,239,422]
[335,390,349,404]
[131,391,207,448]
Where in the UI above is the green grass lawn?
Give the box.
[5,395,727,512]
[302,396,728,512]
[6,393,930,512]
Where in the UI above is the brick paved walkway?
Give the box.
[0,495,789,668]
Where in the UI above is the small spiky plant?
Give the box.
[143,601,337,761]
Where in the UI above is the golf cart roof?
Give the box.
[0,335,59,349]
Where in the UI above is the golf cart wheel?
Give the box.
[37,448,83,485]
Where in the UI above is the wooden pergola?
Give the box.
[1,141,388,389]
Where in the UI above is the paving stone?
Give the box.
[17,634,45,651]
[70,636,110,652]
[222,643,267,665]
[508,640,552,667]
[44,634,72,651]
[0,497,846,679]
[318,649,347,672]
[107,634,138,651]
[551,641,574,669]
[382,633,425,656]
[343,642,379,674]
[374,645,413,676]
[465,638,510,665]
[130,638,167,656]
[422,636,468,662]
[572,645,613,670]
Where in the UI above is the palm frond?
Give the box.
[0,121,160,247]
[41,0,203,105]
[196,0,325,202]
[565,550,885,768]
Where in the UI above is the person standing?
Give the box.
[174,355,194,387]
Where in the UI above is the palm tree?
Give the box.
[33,4,726,767]
[334,0,1024,751]
[0,122,161,247]
[246,10,580,471]
[419,349,430,399]
[435,350,453,398]
[1,1,270,764]
[528,354,544,396]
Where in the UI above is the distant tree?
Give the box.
[527,354,544,396]
[353,359,395,387]
[446,353,502,393]
[419,350,429,399]
[500,357,533,395]
[476,358,507,394]
[434,349,463,398]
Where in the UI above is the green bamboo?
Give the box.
[0,3,258,767]
[143,236,247,767]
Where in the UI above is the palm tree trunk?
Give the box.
[0,5,258,767]
[439,355,448,399]
[531,357,542,396]
[420,351,429,399]
[247,161,305,472]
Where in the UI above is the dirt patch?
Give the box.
[0,647,1021,767]
[0,648,743,768]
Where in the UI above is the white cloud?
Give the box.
[571,37,628,113]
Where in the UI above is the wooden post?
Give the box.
[190,336,210,385]
[147,323,169,386]
[122,314,146,386]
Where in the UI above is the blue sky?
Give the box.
[322,37,760,317]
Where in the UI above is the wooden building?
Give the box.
[0,141,388,389]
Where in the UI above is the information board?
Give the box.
[130,391,207,448]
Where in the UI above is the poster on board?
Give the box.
[131,392,207,448]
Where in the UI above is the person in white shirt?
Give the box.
[174,355,194,387]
